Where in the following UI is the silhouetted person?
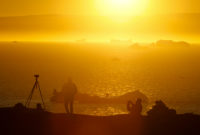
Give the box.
[62,78,78,114]
[135,98,142,115]
[127,98,143,116]
[127,100,135,113]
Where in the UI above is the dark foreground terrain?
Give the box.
[0,102,200,135]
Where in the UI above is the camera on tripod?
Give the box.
[34,74,39,78]
[25,74,45,110]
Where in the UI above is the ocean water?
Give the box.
[0,42,200,115]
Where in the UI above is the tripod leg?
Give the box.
[25,82,36,107]
[37,82,46,109]
[25,88,34,107]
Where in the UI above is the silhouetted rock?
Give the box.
[147,100,176,119]
[13,103,26,110]
[0,101,200,135]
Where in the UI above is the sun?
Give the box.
[96,0,148,17]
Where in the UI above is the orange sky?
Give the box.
[0,0,200,16]
[0,0,200,42]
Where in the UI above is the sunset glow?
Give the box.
[97,0,148,17]
[1,1,200,135]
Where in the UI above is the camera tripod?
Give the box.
[25,75,46,109]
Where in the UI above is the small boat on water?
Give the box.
[50,90,148,104]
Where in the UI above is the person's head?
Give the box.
[136,98,142,104]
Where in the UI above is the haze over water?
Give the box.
[0,42,200,115]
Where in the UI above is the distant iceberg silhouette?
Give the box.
[50,90,148,104]
[155,40,190,47]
